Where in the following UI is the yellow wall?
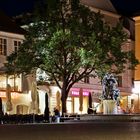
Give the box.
[134,17,140,80]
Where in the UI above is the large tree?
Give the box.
[6,0,138,114]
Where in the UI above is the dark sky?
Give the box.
[0,0,140,17]
[0,0,35,16]
[110,0,140,16]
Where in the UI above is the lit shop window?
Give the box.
[0,75,22,92]
[0,38,7,55]
[14,40,21,52]
[8,75,22,91]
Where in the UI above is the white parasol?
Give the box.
[31,82,39,114]
[56,91,61,111]
[6,84,13,112]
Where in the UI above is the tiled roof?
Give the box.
[1,0,140,18]
[81,0,117,14]
[0,11,25,35]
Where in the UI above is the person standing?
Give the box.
[53,107,60,122]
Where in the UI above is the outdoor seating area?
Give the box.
[2,113,140,124]
[1,114,44,124]
[60,114,80,122]
[0,114,81,124]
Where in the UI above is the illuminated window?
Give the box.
[0,38,7,55]
[14,40,21,52]
[16,105,29,114]
[8,75,22,91]
[0,75,22,91]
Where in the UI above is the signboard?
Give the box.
[71,91,89,96]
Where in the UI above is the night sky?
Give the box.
[0,0,140,17]
[0,0,35,16]
[110,0,140,16]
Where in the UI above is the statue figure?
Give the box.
[102,73,120,104]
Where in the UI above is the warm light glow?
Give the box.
[132,81,140,94]
[132,88,140,94]
[0,91,18,98]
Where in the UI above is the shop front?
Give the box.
[66,88,91,114]
[0,91,31,114]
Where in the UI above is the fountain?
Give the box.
[81,73,121,121]
[102,73,120,114]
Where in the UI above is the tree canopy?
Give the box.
[6,0,139,114]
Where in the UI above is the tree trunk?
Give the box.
[61,88,68,115]
[44,93,49,122]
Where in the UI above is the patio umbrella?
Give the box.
[31,82,38,113]
[6,84,13,112]
[0,97,3,116]
[0,97,3,124]
[88,92,92,108]
[0,97,2,112]
[36,91,40,114]
[56,91,61,111]
[79,88,83,112]
[44,92,49,122]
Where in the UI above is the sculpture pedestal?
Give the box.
[103,100,117,114]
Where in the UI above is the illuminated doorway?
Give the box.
[16,105,28,114]
[73,96,88,114]
[66,97,72,113]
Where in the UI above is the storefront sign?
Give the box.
[71,91,89,96]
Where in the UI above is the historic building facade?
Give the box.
[132,16,140,113]
[0,0,138,115]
